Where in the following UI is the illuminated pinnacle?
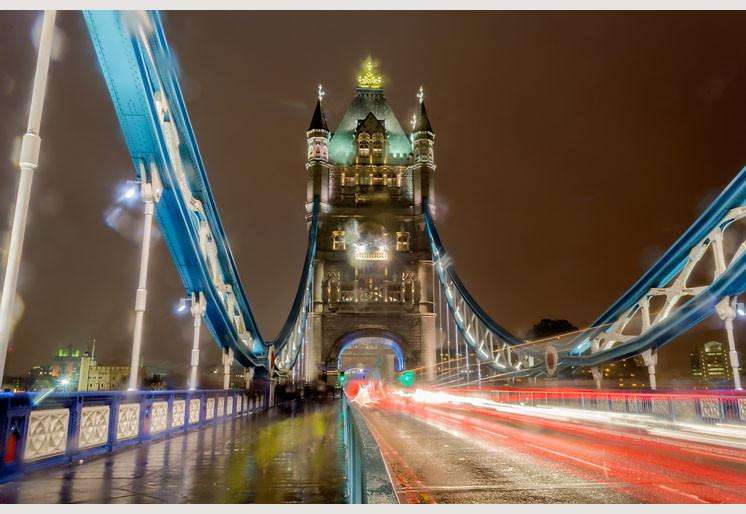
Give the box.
[417,85,424,104]
[317,83,325,102]
[410,114,417,131]
[357,57,383,89]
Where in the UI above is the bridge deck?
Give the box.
[359,402,746,503]
[0,401,347,504]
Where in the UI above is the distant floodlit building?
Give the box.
[50,345,84,381]
[690,341,733,388]
[78,354,130,391]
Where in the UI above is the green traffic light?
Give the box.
[398,370,415,387]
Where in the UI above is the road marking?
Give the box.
[658,484,709,504]
[524,443,609,472]
[357,408,436,504]
[471,425,508,439]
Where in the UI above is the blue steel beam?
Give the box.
[83,11,317,372]
[426,165,746,377]
[571,167,746,355]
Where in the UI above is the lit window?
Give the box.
[332,230,346,251]
[396,231,410,252]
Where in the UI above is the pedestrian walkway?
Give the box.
[0,400,348,503]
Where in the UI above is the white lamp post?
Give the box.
[0,11,57,385]
[186,292,206,390]
[223,347,234,390]
[127,164,162,391]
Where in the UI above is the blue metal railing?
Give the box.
[0,389,265,482]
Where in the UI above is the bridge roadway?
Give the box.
[358,400,746,503]
[0,401,347,503]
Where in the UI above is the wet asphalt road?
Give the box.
[358,406,634,503]
[0,401,347,504]
[360,400,746,504]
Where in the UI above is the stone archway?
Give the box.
[331,329,409,380]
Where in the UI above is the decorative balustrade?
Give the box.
[0,389,267,482]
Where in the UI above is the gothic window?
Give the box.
[357,133,371,157]
[332,230,346,251]
[401,272,416,304]
[326,272,341,304]
[396,230,411,252]
[372,138,383,154]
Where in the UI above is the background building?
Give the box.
[78,349,132,391]
[690,341,733,388]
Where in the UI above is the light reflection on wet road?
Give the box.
[0,401,347,504]
[359,406,635,504]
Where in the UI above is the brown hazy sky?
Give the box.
[1,11,746,382]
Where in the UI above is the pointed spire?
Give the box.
[308,85,329,132]
[414,100,433,133]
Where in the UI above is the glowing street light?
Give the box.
[175,293,206,390]
[175,297,189,314]
[737,303,745,317]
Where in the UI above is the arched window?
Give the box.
[401,272,416,304]
[357,133,371,157]
[396,230,410,252]
[332,230,346,251]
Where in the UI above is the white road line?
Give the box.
[471,425,508,439]
[658,484,709,504]
[525,443,609,472]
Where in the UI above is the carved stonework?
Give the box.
[150,401,168,434]
[78,405,110,449]
[24,408,70,461]
[205,398,215,420]
[172,400,185,428]
[116,403,140,440]
[217,397,225,417]
[236,395,243,413]
[699,398,722,419]
[188,399,200,424]
[226,396,233,415]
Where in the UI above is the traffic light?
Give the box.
[398,370,415,387]
[338,371,347,386]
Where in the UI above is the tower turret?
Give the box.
[411,86,436,206]
[306,85,331,211]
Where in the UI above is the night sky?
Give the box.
[1,11,746,383]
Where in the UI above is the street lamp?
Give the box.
[177,292,206,390]
[0,11,56,386]
[127,163,163,391]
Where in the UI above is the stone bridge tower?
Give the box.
[303,59,438,383]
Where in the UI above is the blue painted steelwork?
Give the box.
[562,250,746,368]
[426,163,746,377]
[0,389,261,483]
[83,11,318,373]
[425,207,521,346]
[570,168,746,355]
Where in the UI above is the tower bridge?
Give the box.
[305,61,437,383]
[0,10,745,504]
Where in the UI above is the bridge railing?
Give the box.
[0,389,266,482]
[448,387,746,427]
[341,395,397,504]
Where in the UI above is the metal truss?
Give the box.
[582,207,746,389]
[86,11,319,378]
